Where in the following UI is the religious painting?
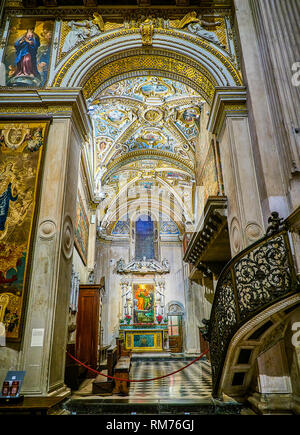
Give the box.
[133,283,155,324]
[0,120,49,341]
[198,143,220,202]
[3,18,54,87]
[74,191,89,265]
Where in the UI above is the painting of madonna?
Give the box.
[14,28,40,78]
[4,19,54,87]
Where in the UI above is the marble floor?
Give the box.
[129,359,213,400]
[67,358,249,414]
[72,358,213,400]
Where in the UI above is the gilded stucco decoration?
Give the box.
[92,75,198,235]
[52,10,241,88]
[56,10,233,61]
[0,120,50,341]
[82,54,216,103]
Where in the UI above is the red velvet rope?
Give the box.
[66,349,209,383]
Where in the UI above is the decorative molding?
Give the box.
[0,88,92,141]
[116,257,170,275]
[62,214,74,260]
[207,87,248,136]
[51,29,242,91]
[81,52,216,103]
[39,218,57,240]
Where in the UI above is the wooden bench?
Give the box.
[64,343,87,390]
[113,337,131,395]
[92,344,117,395]
[92,338,131,395]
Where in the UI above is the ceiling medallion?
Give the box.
[143,108,164,123]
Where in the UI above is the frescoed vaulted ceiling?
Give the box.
[89,75,203,234]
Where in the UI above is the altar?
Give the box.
[117,261,170,352]
[120,324,168,352]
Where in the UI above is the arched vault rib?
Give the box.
[104,197,187,236]
[51,33,243,102]
[102,150,195,185]
[101,174,193,226]
[82,53,215,104]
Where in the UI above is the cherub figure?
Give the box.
[266,211,287,236]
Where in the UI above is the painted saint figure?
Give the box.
[14,28,40,78]
[136,287,145,311]
[0,183,18,231]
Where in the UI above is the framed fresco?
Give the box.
[3,18,54,87]
[0,120,50,341]
[74,190,89,266]
[133,283,155,324]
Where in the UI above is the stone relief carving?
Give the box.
[39,219,57,240]
[116,256,170,274]
[61,19,100,55]
[230,217,242,254]
[187,21,223,47]
[60,10,227,57]
[61,13,124,55]
[245,221,263,243]
[62,214,74,260]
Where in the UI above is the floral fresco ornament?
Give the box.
[26,127,43,152]
[0,126,43,152]
[0,125,31,150]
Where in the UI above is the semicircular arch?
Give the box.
[51,30,243,104]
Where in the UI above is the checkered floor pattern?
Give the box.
[129,359,213,399]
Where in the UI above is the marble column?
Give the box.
[207,88,265,255]
[233,0,292,220]
[249,0,300,211]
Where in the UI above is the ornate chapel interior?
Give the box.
[0,0,299,416]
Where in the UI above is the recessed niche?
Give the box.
[248,321,273,340]
[237,349,252,365]
[232,372,246,386]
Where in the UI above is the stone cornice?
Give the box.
[207,86,248,136]
[0,88,92,141]
[3,5,233,20]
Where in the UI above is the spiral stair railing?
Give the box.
[205,229,300,397]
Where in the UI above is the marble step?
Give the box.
[63,398,246,415]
